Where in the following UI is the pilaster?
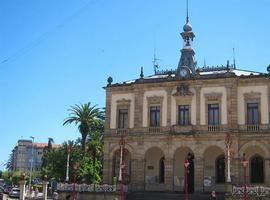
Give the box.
[194,85,201,126]
[194,156,203,192]
[134,89,144,128]
[230,82,238,130]
[166,88,173,126]
[164,158,174,191]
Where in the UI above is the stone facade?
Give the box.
[103,75,270,192]
[102,8,270,193]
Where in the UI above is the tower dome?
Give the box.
[183,22,192,32]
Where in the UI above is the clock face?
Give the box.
[180,68,188,77]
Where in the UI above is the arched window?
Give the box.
[216,155,225,183]
[159,157,165,183]
[250,155,264,183]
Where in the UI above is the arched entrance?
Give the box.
[216,155,225,183]
[203,146,225,192]
[173,147,194,193]
[250,155,264,183]
[240,144,266,184]
[113,148,131,184]
[145,147,165,191]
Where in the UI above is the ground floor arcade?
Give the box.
[103,134,270,192]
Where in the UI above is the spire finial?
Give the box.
[140,67,144,78]
[186,0,189,23]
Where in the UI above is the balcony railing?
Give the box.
[148,127,161,134]
[247,124,260,132]
[116,128,130,135]
[208,125,220,132]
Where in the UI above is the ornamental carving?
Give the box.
[204,92,222,101]
[172,84,194,96]
[147,96,164,104]
[244,91,261,102]
[116,98,131,107]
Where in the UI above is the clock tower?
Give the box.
[176,0,197,78]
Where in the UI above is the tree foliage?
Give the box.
[63,102,104,154]
[41,102,104,184]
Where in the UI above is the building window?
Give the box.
[250,155,264,183]
[247,103,259,125]
[208,104,220,125]
[118,109,128,128]
[178,105,189,125]
[150,106,160,127]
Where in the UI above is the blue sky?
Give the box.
[0,0,269,169]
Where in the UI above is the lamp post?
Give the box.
[29,136,35,192]
[65,145,71,182]
[184,159,190,200]
[72,163,78,200]
[241,153,248,200]
[118,136,126,200]
[225,133,232,182]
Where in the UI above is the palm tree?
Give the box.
[47,137,54,149]
[63,102,104,154]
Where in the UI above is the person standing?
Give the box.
[209,191,217,200]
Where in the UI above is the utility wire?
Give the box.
[1,0,99,65]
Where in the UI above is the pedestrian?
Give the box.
[209,190,217,200]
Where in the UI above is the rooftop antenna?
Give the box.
[233,47,236,69]
[203,58,206,68]
[186,0,189,23]
[153,51,161,75]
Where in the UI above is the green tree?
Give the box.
[63,102,104,154]
[47,137,54,149]
[86,131,103,184]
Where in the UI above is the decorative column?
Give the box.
[42,175,48,200]
[164,158,174,191]
[19,173,26,200]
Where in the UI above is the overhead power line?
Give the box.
[1,0,99,65]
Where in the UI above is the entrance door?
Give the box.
[216,155,225,183]
[250,155,264,183]
[187,153,194,193]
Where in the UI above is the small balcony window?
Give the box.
[118,109,128,128]
[208,104,220,125]
[178,105,190,125]
[150,106,160,127]
[247,103,259,125]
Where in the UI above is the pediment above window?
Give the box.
[244,91,261,102]
[204,92,222,101]
[147,96,164,104]
[116,98,131,107]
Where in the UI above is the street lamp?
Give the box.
[118,136,126,200]
[225,133,232,182]
[65,145,72,182]
[241,153,248,200]
[184,158,190,200]
[29,136,35,192]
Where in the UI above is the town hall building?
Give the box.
[102,6,270,193]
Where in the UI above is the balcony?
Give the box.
[116,128,130,135]
[208,125,220,132]
[246,124,260,132]
[148,127,161,134]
